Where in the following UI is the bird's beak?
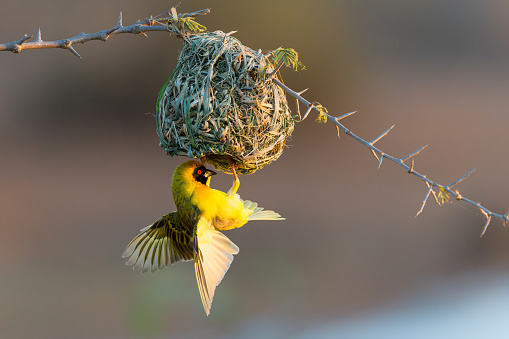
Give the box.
[204,169,217,177]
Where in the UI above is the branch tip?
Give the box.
[190,8,211,17]
[18,34,33,46]
[503,211,509,227]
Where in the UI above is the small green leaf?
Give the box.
[315,104,328,123]
[437,186,450,205]
[272,48,306,72]
[291,114,301,122]
[178,17,207,33]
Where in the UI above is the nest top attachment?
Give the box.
[157,31,295,175]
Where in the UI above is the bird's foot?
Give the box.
[227,158,240,197]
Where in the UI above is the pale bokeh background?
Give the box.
[2,1,509,338]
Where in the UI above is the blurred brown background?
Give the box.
[2,1,509,338]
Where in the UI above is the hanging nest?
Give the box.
[156,30,295,175]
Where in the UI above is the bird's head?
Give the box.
[173,160,217,187]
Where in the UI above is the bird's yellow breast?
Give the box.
[192,185,248,231]
[171,160,248,231]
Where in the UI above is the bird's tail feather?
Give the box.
[242,199,285,221]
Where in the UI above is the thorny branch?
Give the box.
[273,78,509,236]
[0,7,210,58]
[2,6,506,235]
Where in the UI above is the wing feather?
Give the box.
[193,217,239,315]
[122,212,194,273]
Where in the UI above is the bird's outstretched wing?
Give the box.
[194,217,239,315]
[122,212,194,273]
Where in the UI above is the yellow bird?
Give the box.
[122,160,284,315]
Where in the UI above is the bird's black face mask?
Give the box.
[193,166,217,185]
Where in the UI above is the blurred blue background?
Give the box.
[2,1,509,338]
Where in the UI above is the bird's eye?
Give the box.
[197,169,203,175]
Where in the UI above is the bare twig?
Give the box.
[0,8,210,57]
[273,77,509,235]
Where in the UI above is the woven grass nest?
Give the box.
[156,31,295,175]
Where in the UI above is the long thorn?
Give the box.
[267,59,284,79]
[480,211,492,238]
[408,158,415,173]
[377,153,384,169]
[36,28,42,42]
[448,168,476,189]
[295,98,301,121]
[430,187,440,205]
[402,145,428,162]
[302,103,315,121]
[336,111,357,121]
[370,149,379,161]
[67,46,82,59]
[371,125,395,145]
